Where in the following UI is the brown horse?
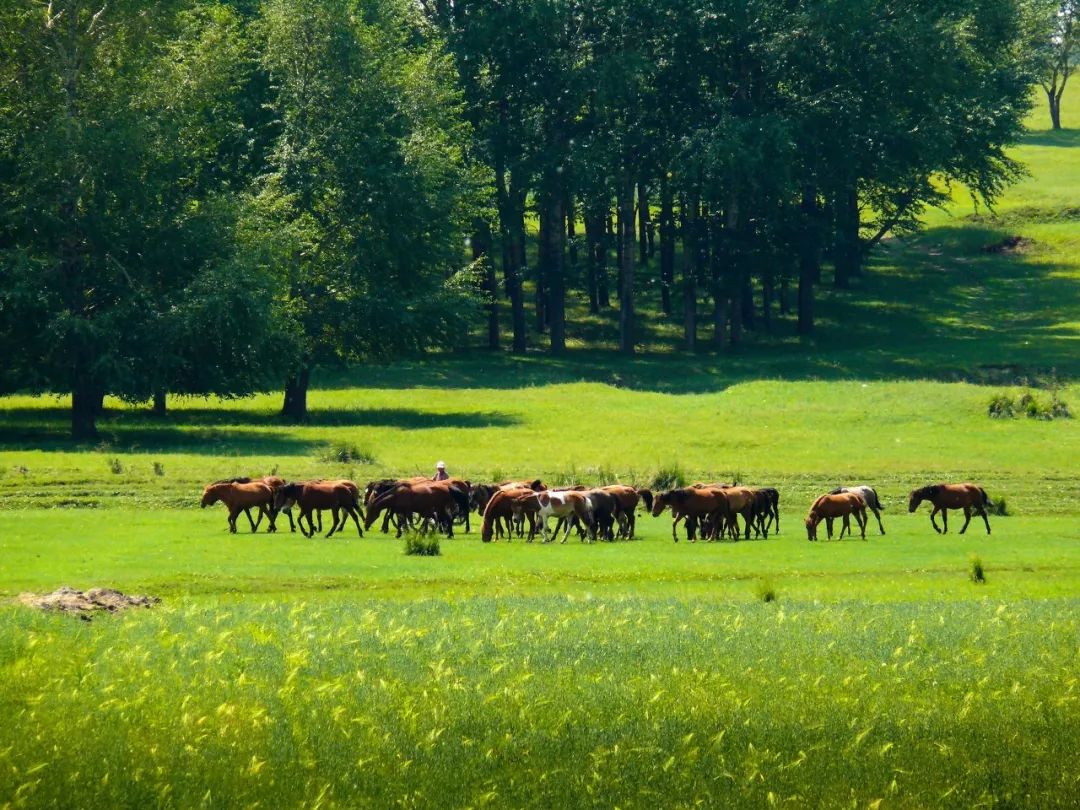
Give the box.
[365,481,469,538]
[805,492,867,541]
[652,487,729,543]
[908,483,992,535]
[201,481,275,534]
[275,482,362,538]
[601,486,654,539]
[480,488,540,542]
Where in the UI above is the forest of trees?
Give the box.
[0,0,1067,437]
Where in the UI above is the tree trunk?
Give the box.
[71,382,102,440]
[659,174,675,316]
[600,213,612,308]
[153,389,167,416]
[726,195,743,349]
[496,163,527,353]
[612,210,622,282]
[637,180,650,265]
[282,367,311,422]
[1049,88,1063,130]
[473,220,498,350]
[709,210,726,349]
[566,194,578,269]
[584,211,601,314]
[535,207,547,334]
[761,271,773,332]
[779,276,790,316]
[833,184,860,288]
[543,184,566,354]
[683,192,699,352]
[618,173,636,355]
[798,187,818,335]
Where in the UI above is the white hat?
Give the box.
[436,460,446,469]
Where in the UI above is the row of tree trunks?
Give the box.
[618,170,636,355]
[659,174,675,316]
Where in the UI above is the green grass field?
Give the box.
[1,92,1079,807]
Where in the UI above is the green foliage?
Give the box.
[651,464,687,492]
[403,533,442,557]
[989,391,1072,420]
[320,443,376,465]
[988,496,1012,517]
[970,555,988,584]
[755,579,778,603]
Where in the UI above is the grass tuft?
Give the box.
[969,555,987,584]
[153,461,165,477]
[321,442,376,465]
[987,496,1010,517]
[651,463,687,491]
[403,533,441,557]
[108,458,123,475]
[755,578,778,603]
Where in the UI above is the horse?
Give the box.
[212,476,293,532]
[908,483,992,535]
[805,492,868,541]
[652,487,729,543]
[831,486,885,534]
[201,481,275,534]
[480,488,540,542]
[275,482,363,538]
[529,490,594,543]
[758,487,781,535]
[365,481,469,538]
[600,486,654,539]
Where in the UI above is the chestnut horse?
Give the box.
[201,481,275,534]
[831,486,885,535]
[601,486,654,539]
[365,481,469,538]
[480,488,540,542]
[908,483,992,535]
[805,492,867,541]
[275,482,362,538]
[652,487,729,542]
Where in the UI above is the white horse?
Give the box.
[531,490,594,543]
[831,486,886,535]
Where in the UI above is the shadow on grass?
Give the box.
[1021,128,1080,148]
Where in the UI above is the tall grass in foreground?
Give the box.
[2,597,1079,808]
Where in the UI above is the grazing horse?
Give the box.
[805,492,868,541]
[652,487,729,542]
[831,486,885,535]
[201,481,275,534]
[480,488,540,542]
[908,483,992,535]
[530,490,594,543]
[275,482,363,538]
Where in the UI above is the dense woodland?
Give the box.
[0,0,1074,437]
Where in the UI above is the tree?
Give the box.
[1028,0,1078,129]
[256,0,484,421]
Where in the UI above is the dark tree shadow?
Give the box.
[1021,129,1080,148]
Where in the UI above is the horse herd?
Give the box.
[200,476,996,542]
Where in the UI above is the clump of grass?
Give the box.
[651,463,686,491]
[153,461,165,477]
[987,394,1015,418]
[987,496,1010,517]
[755,579,778,603]
[987,390,1071,421]
[108,458,123,475]
[969,555,987,584]
[321,443,376,465]
[403,533,441,557]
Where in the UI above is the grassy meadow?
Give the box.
[2,93,1080,807]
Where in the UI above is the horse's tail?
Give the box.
[979,487,992,507]
[636,488,654,511]
[868,487,883,511]
[448,485,470,516]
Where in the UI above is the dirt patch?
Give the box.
[17,586,159,616]
[981,235,1031,254]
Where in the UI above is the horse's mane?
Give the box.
[213,476,252,485]
[911,484,940,499]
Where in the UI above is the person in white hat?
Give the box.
[433,461,449,481]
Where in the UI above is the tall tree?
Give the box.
[1028,0,1078,129]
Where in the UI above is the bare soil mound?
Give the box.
[17,586,159,615]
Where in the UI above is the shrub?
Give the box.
[969,556,986,584]
[755,579,778,603]
[651,463,686,491]
[108,458,123,475]
[987,394,1015,419]
[153,461,165,477]
[986,496,1010,517]
[321,443,376,465]
[403,533,441,557]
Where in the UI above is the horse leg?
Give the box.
[959,506,972,535]
[350,506,363,537]
[873,507,885,535]
[261,504,275,534]
[326,507,340,538]
[858,509,867,540]
[671,515,680,543]
[980,507,991,535]
[941,508,949,534]
[286,507,296,533]
[929,506,943,534]
[228,506,241,534]
[840,515,850,539]
[743,509,753,540]
[244,507,259,532]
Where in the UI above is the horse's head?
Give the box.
[637,488,654,512]
[805,513,819,541]
[201,484,221,508]
[908,486,935,513]
[651,491,670,517]
[530,479,545,492]
[274,483,300,511]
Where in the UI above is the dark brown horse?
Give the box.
[600,486,654,539]
[908,483,992,535]
[365,481,469,538]
[201,481,275,534]
[652,487,729,542]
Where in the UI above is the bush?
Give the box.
[108,458,123,475]
[987,394,1015,419]
[755,579,778,603]
[153,461,165,477]
[986,496,1010,517]
[403,533,441,557]
[969,556,986,585]
[987,390,1071,421]
[321,443,376,465]
[651,464,687,491]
